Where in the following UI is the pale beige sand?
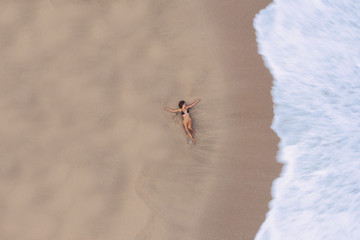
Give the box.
[0,0,279,240]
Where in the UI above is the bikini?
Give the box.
[181,109,189,115]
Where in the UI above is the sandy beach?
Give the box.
[0,0,280,239]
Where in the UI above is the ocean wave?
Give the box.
[254,1,360,239]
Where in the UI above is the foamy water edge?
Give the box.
[254,1,360,239]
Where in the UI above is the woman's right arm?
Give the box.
[164,107,180,113]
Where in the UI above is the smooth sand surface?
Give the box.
[0,0,280,239]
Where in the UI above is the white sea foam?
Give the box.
[254,1,360,239]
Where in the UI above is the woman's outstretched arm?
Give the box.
[164,107,181,113]
[187,98,200,108]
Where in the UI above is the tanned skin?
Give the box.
[164,98,200,143]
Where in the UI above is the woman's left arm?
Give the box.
[188,98,200,108]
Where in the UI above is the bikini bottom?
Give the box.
[182,117,190,123]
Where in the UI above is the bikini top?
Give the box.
[181,109,189,115]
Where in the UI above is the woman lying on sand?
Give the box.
[164,98,200,143]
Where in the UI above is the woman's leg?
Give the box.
[183,120,194,142]
[187,119,194,133]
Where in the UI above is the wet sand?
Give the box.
[197,1,281,239]
[0,0,280,239]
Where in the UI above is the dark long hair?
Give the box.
[178,100,185,108]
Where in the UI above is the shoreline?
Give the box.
[0,1,281,239]
[196,0,282,238]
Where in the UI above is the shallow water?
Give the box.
[255,1,360,239]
